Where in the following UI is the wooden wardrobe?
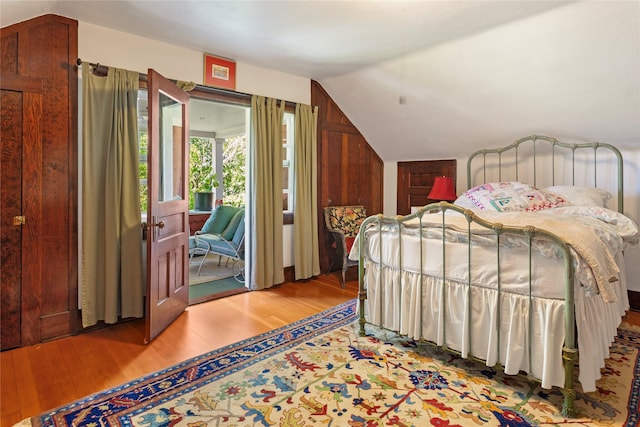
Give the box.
[1,14,80,349]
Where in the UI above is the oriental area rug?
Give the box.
[19,300,639,427]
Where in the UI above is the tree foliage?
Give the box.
[190,137,216,192]
[139,133,246,211]
[221,135,246,207]
[139,131,148,213]
[189,137,216,209]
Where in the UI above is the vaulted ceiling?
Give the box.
[2,1,638,161]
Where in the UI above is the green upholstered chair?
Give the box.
[194,205,245,282]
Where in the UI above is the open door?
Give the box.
[145,69,190,343]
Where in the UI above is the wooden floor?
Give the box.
[0,274,358,426]
[624,308,640,326]
[1,274,638,426]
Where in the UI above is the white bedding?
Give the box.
[351,205,638,392]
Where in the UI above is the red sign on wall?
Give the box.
[203,54,236,90]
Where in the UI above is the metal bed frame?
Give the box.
[356,135,624,417]
[466,134,623,212]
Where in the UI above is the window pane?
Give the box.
[158,91,184,202]
[282,112,295,213]
[138,89,148,214]
[189,136,215,210]
[282,123,288,145]
[139,131,148,213]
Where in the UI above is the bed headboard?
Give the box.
[466,135,624,213]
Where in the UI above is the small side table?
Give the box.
[189,211,211,235]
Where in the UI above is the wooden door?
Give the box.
[0,75,44,350]
[397,160,457,215]
[145,69,190,343]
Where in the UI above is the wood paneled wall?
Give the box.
[312,81,383,273]
[1,14,79,346]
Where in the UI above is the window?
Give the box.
[220,134,247,207]
[138,89,149,215]
[282,112,295,213]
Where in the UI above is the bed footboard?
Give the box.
[356,202,578,417]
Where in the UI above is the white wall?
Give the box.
[79,21,310,268]
[382,162,397,216]
[79,22,310,104]
[622,149,640,290]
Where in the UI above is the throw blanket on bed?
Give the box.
[469,211,621,303]
[353,208,634,303]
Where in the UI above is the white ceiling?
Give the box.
[2,1,639,160]
[1,1,567,80]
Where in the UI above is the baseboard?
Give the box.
[284,266,295,283]
[629,290,640,312]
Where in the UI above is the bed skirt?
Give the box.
[360,252,629,392]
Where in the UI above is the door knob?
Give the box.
[149,221,165,229]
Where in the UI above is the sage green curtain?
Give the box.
[81,65,143,327]
[293,103,320,279]
[248,95,285,289]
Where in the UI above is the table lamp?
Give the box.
[428,176,457,201]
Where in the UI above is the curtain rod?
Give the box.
[76,58,109,77]
[77,57,297,109]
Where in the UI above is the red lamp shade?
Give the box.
[428,176,457,201]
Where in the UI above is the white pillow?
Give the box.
[462,182,567,212]
[544,185,612,208]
